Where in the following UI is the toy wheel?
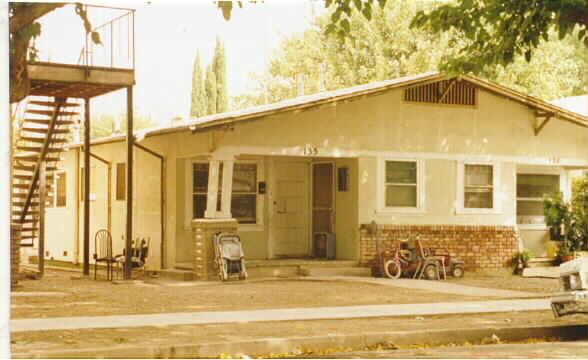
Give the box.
[424,264,439,280]
[383,259,402,279]
[451,265,464,278]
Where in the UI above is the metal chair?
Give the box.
[93,229,115,280]
[413,239,446,280]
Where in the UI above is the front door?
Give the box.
[312,162,334,256]
[273,160,310,257]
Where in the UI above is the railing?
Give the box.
[79,5,135,70]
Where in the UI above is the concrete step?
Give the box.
[527,257,557,268]
[156,269,194,281]
[299,266,371,277]
[522,266,559,278]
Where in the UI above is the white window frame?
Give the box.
[516,166,568,230]
[47,170,67,209]
[185,158,265,231]
[377,158,426,214]
[456,160,501,214]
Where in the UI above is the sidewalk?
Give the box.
[11,298,552,332]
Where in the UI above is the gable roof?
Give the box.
[70,72,587,148]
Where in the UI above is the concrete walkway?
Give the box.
[307,276,542,298]
[11,298,551,333]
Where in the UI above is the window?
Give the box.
[56,172,66,207]
[517,174,560,225]
[191,162,258,224]
[384,161,418,208]
[464,164,493,209]
[116,163,126,200]
[46,172,66,208]
[192,163,209,219]
[232,164,257,224]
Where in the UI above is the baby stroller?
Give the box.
[214,232,248,281]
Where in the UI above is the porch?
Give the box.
[172,259,369,280]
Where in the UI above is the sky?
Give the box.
[34,0,325,124]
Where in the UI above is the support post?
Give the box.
[220,160,234,218]
[124,86,134,280]
[204,160,220,218]
[38,162,46,277]
[83,98,90,276]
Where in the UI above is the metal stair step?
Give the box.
[14,154,61,162]
[21,128,69,135]
[28,100,80,107]
[16,146,62,153]
[26,109,79,116]
[20,136,69,144]
[24,119,76,126]
[13,174,54,181]
[13,201,41,207]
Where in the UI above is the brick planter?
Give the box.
[359,224,519,271]
[191,219,238,281]
[11,223,22,287]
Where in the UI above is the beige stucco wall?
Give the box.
[43,84,586,269]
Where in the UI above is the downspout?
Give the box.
[133,142,166,269]
[75,148,80,264]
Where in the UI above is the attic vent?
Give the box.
[404,80,476,106]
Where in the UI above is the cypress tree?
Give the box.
[190,51,206,118]
[212,37,228,113]
[205,64,217,115]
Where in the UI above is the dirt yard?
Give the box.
[10,269,499,319]
[10,269,576,358]
[447,273,560,294]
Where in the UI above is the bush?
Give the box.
[544,176,587,252]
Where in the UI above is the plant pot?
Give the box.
[559,255,574,263]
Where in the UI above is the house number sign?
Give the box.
[303,144,319,156]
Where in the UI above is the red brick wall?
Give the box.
[359,224,519,271]
[11,223,21,287]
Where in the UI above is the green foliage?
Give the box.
[518,249,532,263]
[544,177,588,252]
[409,0,586,74]
[190,51,207,118]
[88,113,157,139]
[233,0,585,109]
[205,64,218,115]
[213,38,229,113]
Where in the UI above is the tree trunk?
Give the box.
[9,37,30,104]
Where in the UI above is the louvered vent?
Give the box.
[404,80,476,106]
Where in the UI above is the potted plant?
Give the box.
[544,193,568,241]
[557,243,573,263]
[513,249,532,275]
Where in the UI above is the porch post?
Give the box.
[220,160,234,218]
[83,97,90,276]
[204,160,220,218]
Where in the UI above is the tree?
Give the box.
[233,0,585,109]
[212,38,229,113]
[9,3,101,103]
[190,51,207,118]
[205,64,218,115]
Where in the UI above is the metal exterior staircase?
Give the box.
[12,97,79,247]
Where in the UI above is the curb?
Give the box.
[12,324,587,358]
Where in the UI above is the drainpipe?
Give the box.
[75,148,80,264]
[133,142,166,269]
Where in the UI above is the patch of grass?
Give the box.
[45,260,82,269]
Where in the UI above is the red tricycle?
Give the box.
[378,239,465,280]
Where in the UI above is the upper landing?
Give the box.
[28,61,135,98]
[27,4,136,99]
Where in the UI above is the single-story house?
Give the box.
[36,72,588,276]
